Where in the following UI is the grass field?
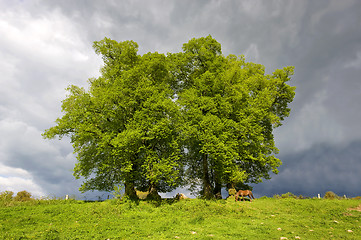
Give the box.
[1,197,360,239]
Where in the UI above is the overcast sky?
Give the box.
[1,0,361,199]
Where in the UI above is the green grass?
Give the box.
[1,197,360,239]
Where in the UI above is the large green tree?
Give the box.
[43,38,182,199]
[173,36,295,198]
[44,36,295,199]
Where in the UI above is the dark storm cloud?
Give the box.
[0,119,77,195]
[1,0,361,198]
[256,140,361,198]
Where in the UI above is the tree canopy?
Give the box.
[43,36,295,199]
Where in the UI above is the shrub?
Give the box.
[273,194,281,199]
[281,192,297,199]
[14,190,33,202]
[324,191,339,200]
[112,185,124,200]
[0,191,14,202]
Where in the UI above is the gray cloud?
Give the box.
[256,140,361,198]
[1,0,361,198]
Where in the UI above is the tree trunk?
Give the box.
[213,173,222,199]
[124,180,138,200]
[146,182,161,201]
[202,154,213,199]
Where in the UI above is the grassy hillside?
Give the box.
[1,197,360,239]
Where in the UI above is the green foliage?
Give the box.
[228,188,237,196]
[324,191,340,200]
[44,228,60,240]
[43,35,296,199]
[112,185,124,200]
[273,194,281,199]
[281,192,297,199]
[176,36,295,197]
[14,190,33,202]
[298,194,306,199]
[135,189,149,200]
[1,198,360,239]
[0,190,14,202]
[1,190,35,206]
[259,196,271,200]
[273,192,310,199]
[43,38,182,198]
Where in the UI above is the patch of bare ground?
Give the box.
[347,204,361,212]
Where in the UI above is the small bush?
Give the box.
[112,185,124,200]
[281,192,297,199]
[0,191,14,202]
[14,190,33,202]
[273,194,281,199]
[324,191,340,200]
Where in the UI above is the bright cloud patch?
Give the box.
[0,163,45,198]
